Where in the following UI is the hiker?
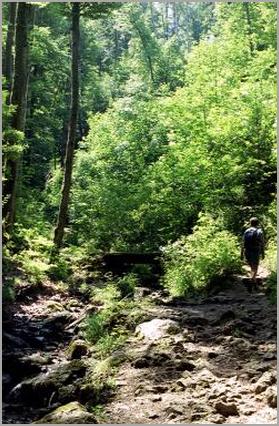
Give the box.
[241,217,265,281]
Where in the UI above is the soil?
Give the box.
[2,267,277,424]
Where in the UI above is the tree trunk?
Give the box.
[172,3,178,35]
[3,3,33,232]
[3,2,18,104]
[133,23,155,83]
[243,3,254,55]
[53,2,80,249]
[150,2,156,33]
[165,2,169,39]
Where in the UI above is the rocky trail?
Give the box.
[2,270,277,424]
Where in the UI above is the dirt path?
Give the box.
[2,272,277,424]
[104,277,277,424]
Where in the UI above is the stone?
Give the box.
[148,412,159,419]
[149,384,168,394]
[265,386,277,408]
[254,372,276,394]
[208,384,227,400]
[9,360,87,407]
[218,310,236,323]
[33,401,97,424]
[132,356,151,369]
[151,395,162,402]
[206,414,225,424]
[214,401,239,417]
[67,340,89,360]
[136,319,180,340]
[46,301,64,312]
[175,360,195,372]
[176,378,189,390]
[43,311,72,330]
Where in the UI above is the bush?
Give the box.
[162,213,242,297]
[264,240,277,303]
[115,273,138,298]
[3,278,15,303]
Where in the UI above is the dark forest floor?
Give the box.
[2,268,277,424]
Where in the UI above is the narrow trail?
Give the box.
[2,270,277,424]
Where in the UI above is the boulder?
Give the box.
[9,360,87,407]
[254,371,276,394]
[33,401,97,424]
[136,319,180,341]
[67,340,89,360]
[265,386,277,408]
[214,401,239,417]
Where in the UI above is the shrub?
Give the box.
[162,213,242,297]
[115,273,138,298]
[3,278,15,303]
[86,313,106,343]
[264,240,277,303]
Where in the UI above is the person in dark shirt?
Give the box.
[241,217,265,281]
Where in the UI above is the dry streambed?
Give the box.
[2,279,277,424]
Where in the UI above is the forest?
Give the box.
[2,1,277,424]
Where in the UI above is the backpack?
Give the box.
[244,228,260,250]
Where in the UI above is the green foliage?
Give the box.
[69,2,276,251]
[85,279,152,357]
[115,273,138,298]
[3,278,15,303]
[264,240,277,304]
[162,214,243,297]
[2,3,276,305]
[86,313,106,344]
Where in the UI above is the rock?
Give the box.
[3,332,28,348]
[136,319,180,341]
[33,401,97,424]
[265,386,277,408]
[208,384,227,400]
[149,384,168,394]
[182,315,208,327]
[176,378,189,389]
[151,395,162,402]
[175,360,195,372]
[132,352,172,369]
[191,412,206,421]
[263,352,276,361]
[218,310,236,324]
[132,356,151,369]
[207,414,225,424]
[207,351,218,359]
[67,340,89,360]
[196,368,217,386]
[9,360,87,407]
[148,412,159,419]
[214,401,239,417]
[43,311,72,330]
[254,372,276,394]
[46,301,64,312]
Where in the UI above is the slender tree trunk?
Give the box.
[165,2,169,39]
[243,3,254,55]
[172,3,178,35]
[133,23,155,83]
[3,3,33,232]
[150,2,156,34]
[53,3,80,249]
[3,2,18,104]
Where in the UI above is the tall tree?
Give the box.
[53,2,80,248]
[3,2,33,232]
[3,2,18,103]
